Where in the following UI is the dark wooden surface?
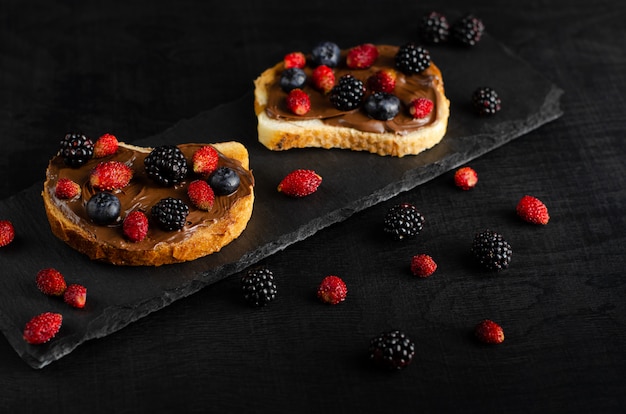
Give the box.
[1,0,625,412]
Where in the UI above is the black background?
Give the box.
[1,0,625,413]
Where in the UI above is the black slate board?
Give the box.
[0,34,563,368]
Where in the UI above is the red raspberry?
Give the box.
[408,97,434,119]
[89,160,133,190]
[410,254,437,277]
[346,43,379,69]
[54,177,81,199]
[311,65,336,94]
[367,69,396,93]
[23,312,63,345]
[474,319,505,344]
[285,89,311,115]
[187,180,215,211]
[36,268,67,296]
[277,169,322,197]
[123,211,149,242]
[284,52,306,69]
[516,195,550,225]
[454,166,478,190]
[317,275,347,305]
[0,220,15,247]
[93,133,119,158]
[64,284,87,309]
[192,145,219,176]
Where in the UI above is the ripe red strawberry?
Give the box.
[36,268,67,296]
[474,319,505,344]
[285,89,311,115]
[454,166,478,190]
[516,195,550,225]
[367,69,396,93]
[23,312,62,345]
[311,65,335,94]
[284,51,306,69]
[187,180,215,211]
[317,275,347,305]
[64,284,87,308]
[346,43,379,69]
[409,97,434,119]
[410,254,437,277]
[192,145,219,176]
[55,177,81,199]
[123,211,149,242]
[0,220,15,247]
[277,169,322,197]
[93,133,119,158]
[89,161,133,190]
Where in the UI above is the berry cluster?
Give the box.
[418,11,485,47]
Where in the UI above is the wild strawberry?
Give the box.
[89,160,133,190]
[23,312,62,345]
[474,319,505,344]
[277,169,322,197]
[187,180,215,211]
[516,195,550,225]
[64,284,87,308]
[192,145,219,176]
[408,97,434,119]
[36,268,67,296]
[93,133,119,158]
[346,43,379,69]
[285,89,311,115]
[123,211,149,242]
[410,254,437,277]
[54,177,81,199]
[283,51,306,69]
[311,65,336,94]
[367,69,396,93]
[454,166,478,190]
[0,220,15,247]
[317,275,347,305]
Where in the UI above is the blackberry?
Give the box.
[279,67,307,92]
[452,14,485,46]
[363,92,401,121]
[329,75,365,111]
[369,330,415,370]
[471,230,512,271]
[383,203,425,240]
[241,267,277,307]
[151,197,189,231]
[310,41,341,68]
[144,145,188,186]
[395,43,431,74]
[472,87,502,115]
[60,133,94,167]
[418,11,450,44]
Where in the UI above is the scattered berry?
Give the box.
[192,145,219,176]
[36,268,67,296]
[346,43,379,69]
[454,166,478,190]
[60,133,94,167]
[23,312,62,345]
[151,197,189,231]
[516,195,550,225]
[144,145,189,186]
[474,319,505,344]
[310,41,341,67]
[283,51,306,69]
[123,211,149,242]
[89,160,133,191]
[408,97,434,119]
[471,230,512,271]
[317,275,348,305]
[54,177,81,199]
[187,180,215,211]
[410,254,437,277]
[0,220,15,247]
[383,203,425,240]
[279,67,307,92]
[311,65,335,94]
[286,89,311,115]
[93,133,119,158]
[369,330,415,370]
[241,267,277,307]
[472,87,501,116]
[452,14,485,46]
[329,74,365,111]
[395,43,431,74]
[86,192,121,225]
[64,284,87,309]
[418,11,450,44]
[277,169,322,197]
[363,92,401,121]
[367,69,396,93]
[208,166,241,196]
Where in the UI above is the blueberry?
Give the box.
[208,167,240,196]
[86,192,121,225]
[279,67,307,92]
[363,92,401,121]
[311,41,341,67]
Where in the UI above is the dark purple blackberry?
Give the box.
[241,267,277,307]
[59,133,94,167]
[151,197,189,231]
[369,330,415,370]
[452,14,485,46]
[418,11,450,44]
[471,230,512,271]
[363,92,401,121]
[310,41,341,68]
[472,87,501,115]
[383,203,425,240]
[329,75,365,111]
[395,43,431,74]
[279,67,307,92]
[144,145,188,186]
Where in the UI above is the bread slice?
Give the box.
[42,141,254,266]
[254,44,450,157]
